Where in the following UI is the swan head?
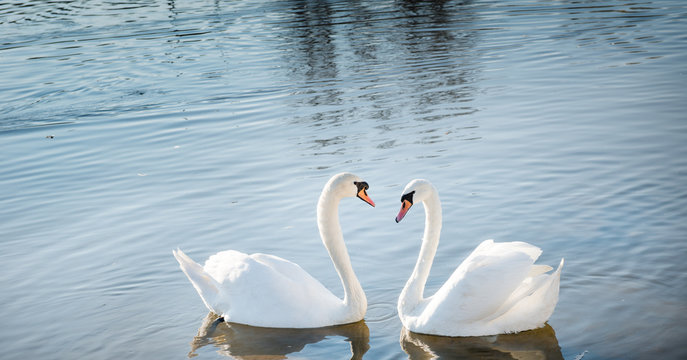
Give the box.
[395,179,435,222]
[326,172,375,207]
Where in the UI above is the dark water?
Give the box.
[1,0,686,359]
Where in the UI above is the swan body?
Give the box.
[174,173,375,328]
[395,179,564,337]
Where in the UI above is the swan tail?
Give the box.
[555,258,565,275]
[173,249,222,313]
[540,258,564,318]
[546,258,564,301]
[486,257,564,329]
[528,258,563,307]
[525,257,564,327]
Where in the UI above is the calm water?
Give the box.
[1,0,686,359]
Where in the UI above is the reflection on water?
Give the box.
[401,324,563,360]
[276,0,482,153]
[189,313,370,359]
[1,0,686,359]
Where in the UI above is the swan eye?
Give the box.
[401,191,415,205]
[354,181,369,191]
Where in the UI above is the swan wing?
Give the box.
[423,240,542,325]
[200,250,345,328]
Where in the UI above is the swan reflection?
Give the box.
[401,324,563,360]
[189,313,370,359]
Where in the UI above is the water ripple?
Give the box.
[1,1,686,359]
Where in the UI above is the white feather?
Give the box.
[397,179,564,336]
[173,173,373,328]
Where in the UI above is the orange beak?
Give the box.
[357,188,375,207]
[395,199,412,223]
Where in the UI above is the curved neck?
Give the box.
[398,190,442,315]
[317,189,367,316]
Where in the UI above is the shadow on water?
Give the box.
[188,313,370,359]
[401,324,563,360]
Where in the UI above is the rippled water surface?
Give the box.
[1,0,686,359]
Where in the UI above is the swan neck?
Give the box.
[399,191,442,315]
[317,190,366,317]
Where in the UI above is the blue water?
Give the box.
[1,0,686,359]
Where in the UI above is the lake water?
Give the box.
[1,0,686,359]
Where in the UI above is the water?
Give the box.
[1,0,686,359]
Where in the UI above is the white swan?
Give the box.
[395,179,564,337]
[173,173,375,328]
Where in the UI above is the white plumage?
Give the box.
[396,179,564,337]
[174,173,375,328]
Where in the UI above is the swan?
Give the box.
[395,179,564,337]
[173,172,375,328]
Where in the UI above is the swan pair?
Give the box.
[174,173,563,337]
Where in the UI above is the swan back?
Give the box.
[402,239,564,336]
